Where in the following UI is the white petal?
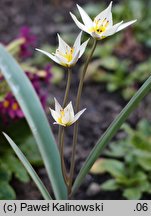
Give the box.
[79,39,90,58]
[49,108,60,122]
[36,48,60,64]
[94,2,113,27]
[62,110,70,125]
[64,102,74,120]
[102,21,123,37]
[76,4,93,28]
[91,32,101,39]
[71,108,86,124]
[70,50,80,66]
[116,20,137,32]
[55,54,68,66]
[57,34,70,53]
[70,12,90,34]
[54,98,62,113]
[73,31,82,52]
[53,122,65,126]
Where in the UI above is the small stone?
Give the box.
[86,183,100,196]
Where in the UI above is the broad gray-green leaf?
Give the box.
[0,44,67,199]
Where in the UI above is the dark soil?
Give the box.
[1,0,151,200]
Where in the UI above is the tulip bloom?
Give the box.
[36,32,89,67]
[70,2,137,40]
[50,98,86,126]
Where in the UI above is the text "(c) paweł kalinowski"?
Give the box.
[20,202,104,212]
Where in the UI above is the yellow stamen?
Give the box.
[57,48,74,62]
[3,100,9,108]
[57,109,65,124]
[12,102,18,110]
[89,18,109,35]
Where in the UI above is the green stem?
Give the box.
[63,68,72,107]
[68,39,97,194]
[58,68,72,152]
[60,128,68,185]
[76,39,97,111]
[72,75,151,194]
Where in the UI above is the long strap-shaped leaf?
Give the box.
[3,132,52,200]
[0,44,67,199]
[73,75,151,193]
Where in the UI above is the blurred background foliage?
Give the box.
[91,119,151,199]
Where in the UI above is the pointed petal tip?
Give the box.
[49,107,54,112]
[54,97,59,104]
[107,1,113,9]
[69,11,73,16]
[35,48,41,52]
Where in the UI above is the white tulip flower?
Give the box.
[70,2,137,40]
[36,32,89,67]
[50,98,86,127]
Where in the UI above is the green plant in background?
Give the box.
[84,56,151,100]
[1,2,150,200]
[91,119,151,199]
[0,120,42,199]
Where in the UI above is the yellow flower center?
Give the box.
[89,18,109,35]
[12,102,18,110]
[57,48,74,63]
[3,100,9,108]
[57,109,65,124]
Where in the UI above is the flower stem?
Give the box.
[58,68,72,186]
[58,68,72,152]
[60,127,68,185]
[68,39,97,195]
[63,68,72,107]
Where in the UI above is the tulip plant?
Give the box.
[1,2,151,200]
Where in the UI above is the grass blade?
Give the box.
[3,132,52,200]
[0,44,67,199]
[73,75,151,193]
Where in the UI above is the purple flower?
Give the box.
[0,93,24,122]
[18,26,37,58]
[0,67,52,123]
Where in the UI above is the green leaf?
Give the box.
[123,188,142,200]
[73,74,151,194]
[105,141,127,158]
[91,159,124,178]
[0,181,16,200]
[21,136,42,166]
[100,56,119,70]
[3,133,52,200]
[0,165,11,182]
[4,154,29,183]
[137,119,151,136]
[138,157,151,171]
[132,134,151,152]
[0,45,67,199]
[101,179,119,191]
